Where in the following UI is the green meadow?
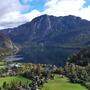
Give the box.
[42,75,87,90]
[0,76,31,87]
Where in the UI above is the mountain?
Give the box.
[1,15,90,65]
[0,32,19,60]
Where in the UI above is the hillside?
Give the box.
[1,15,90,65]
[0,32,19,61]
[68,47,90,66]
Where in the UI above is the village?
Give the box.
[0,59,88,90]
[0,61,58,90]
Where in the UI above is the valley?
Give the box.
[0,15,90,90]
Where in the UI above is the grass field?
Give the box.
[0,61,6,69]
[0,76,31,87]
[42,75,87,90]
[0,61,6,66]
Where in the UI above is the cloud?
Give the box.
[43,0,90,20]
[0,0,41,29]
[0,0,90,29]
[79,6,90,20]
[0,10,41,29]
[0,0,21,29]
[0,11,27,29]
[0,0,20,16]
[24,9,41,21]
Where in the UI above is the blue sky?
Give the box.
[84,0,90,7]
[19,0,47,13]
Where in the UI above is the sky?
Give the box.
[0,0,90,29]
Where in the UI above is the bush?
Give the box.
[85,82,90,90]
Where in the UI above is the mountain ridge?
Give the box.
[0,15,90,65]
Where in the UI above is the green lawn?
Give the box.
[0,76,31,87]
[0,61,6,69]
[0,61,6,66]
[42,75,87,90]
[0,66,6,69]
